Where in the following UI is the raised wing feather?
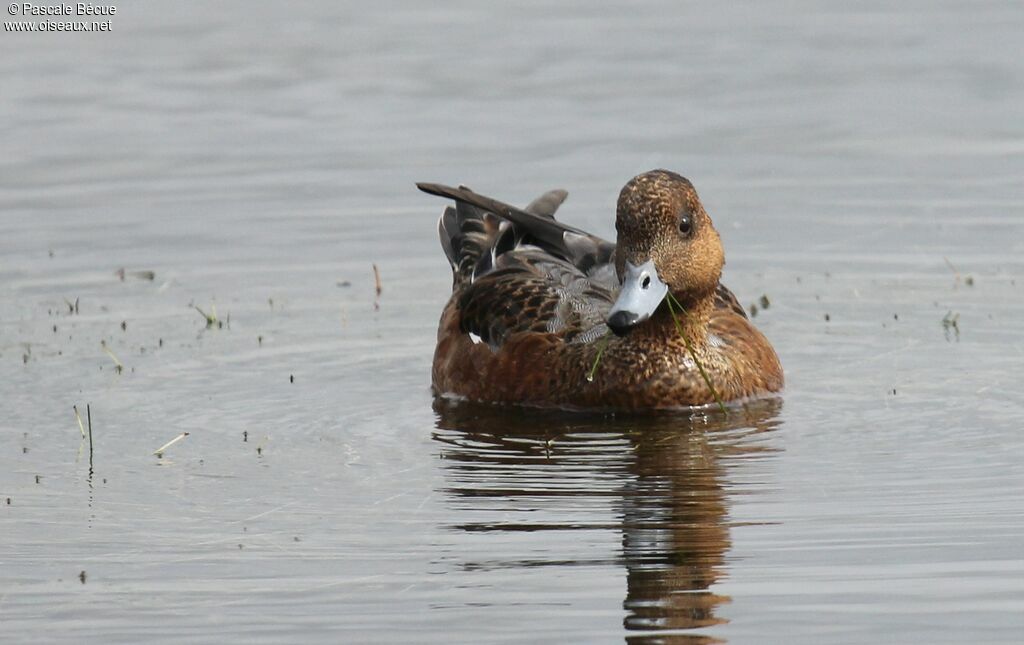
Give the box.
[419,182,615,281]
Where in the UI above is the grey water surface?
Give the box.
[2,1,1023,643]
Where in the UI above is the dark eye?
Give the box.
[678,214,693,237]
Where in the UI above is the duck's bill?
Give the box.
[607,259,668,336]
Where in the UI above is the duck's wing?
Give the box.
[420,182,619,349]
[456,250,617,348]
[713,283,748,319]
[419,182,616,280]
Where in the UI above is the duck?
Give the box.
[417,169,783,411]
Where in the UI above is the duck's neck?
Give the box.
[633,291,713,346]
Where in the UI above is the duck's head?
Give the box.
[607,170,724,336]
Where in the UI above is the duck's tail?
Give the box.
[420,183,568,287]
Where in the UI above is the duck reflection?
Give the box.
[432,398,782,642]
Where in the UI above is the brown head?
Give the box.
[607,170,725,335]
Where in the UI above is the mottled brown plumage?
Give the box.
[419,170,783,411]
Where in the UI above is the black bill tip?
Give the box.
[607,310,640,336]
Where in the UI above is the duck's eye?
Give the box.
[678,214,693,237]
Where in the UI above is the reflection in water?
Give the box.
[433,399,782,642]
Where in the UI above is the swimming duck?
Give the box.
[418,169,783,411]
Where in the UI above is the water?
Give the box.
[2,1,1023,642]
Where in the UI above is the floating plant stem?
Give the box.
[942,310,960,341]
[943,256,961,286]
[372,263,383,311]
[86,404,93,466]
[73,405,86,438]
[153,432,190,458]
[194,304,218,327]
[666,292,727,415]
[101,341,124,374]
[586,330,613,382]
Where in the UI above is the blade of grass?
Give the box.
[586,329,613,382]
[666,293,728,415]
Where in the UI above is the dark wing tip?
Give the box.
[417,182,465,200]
